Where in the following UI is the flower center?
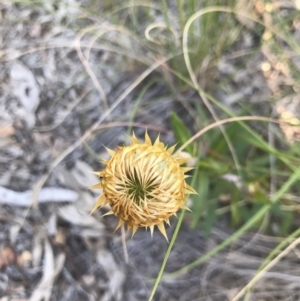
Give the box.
[125,169,157,206]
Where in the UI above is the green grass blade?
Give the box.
[164,166,300,278]
[170,111,193,154]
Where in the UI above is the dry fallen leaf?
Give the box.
[17,250,32,268]
[0,186,78,206]
[0,125,15,137]
[96,250,125,301]
[58,204,104,229]
[0,247,15,268]
[29,239,65,301]
[10,62,40,128]
[57,160,99,190]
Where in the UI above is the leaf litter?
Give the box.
[1,1,300,301]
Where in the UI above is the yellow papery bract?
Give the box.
[91,132,196,241]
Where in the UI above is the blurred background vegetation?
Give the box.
[1,0,300,300]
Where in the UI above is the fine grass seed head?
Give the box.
[91,132,196,240]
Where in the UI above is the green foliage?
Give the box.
[191,171,209,229]
[170,112,193,154]
[171,104,299,238]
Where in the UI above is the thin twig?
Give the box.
[177,116,281,153]
[121,225,129,264]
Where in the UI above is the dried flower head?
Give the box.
[91,132,196,240]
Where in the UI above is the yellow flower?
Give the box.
[91,132,196,240]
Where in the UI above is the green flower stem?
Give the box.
[148,208,186,301]
[165,204,270,279]
[149,166,300,300]
[148,164,200,301]
[165,166,300,279]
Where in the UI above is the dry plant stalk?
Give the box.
[91,132,196,240]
